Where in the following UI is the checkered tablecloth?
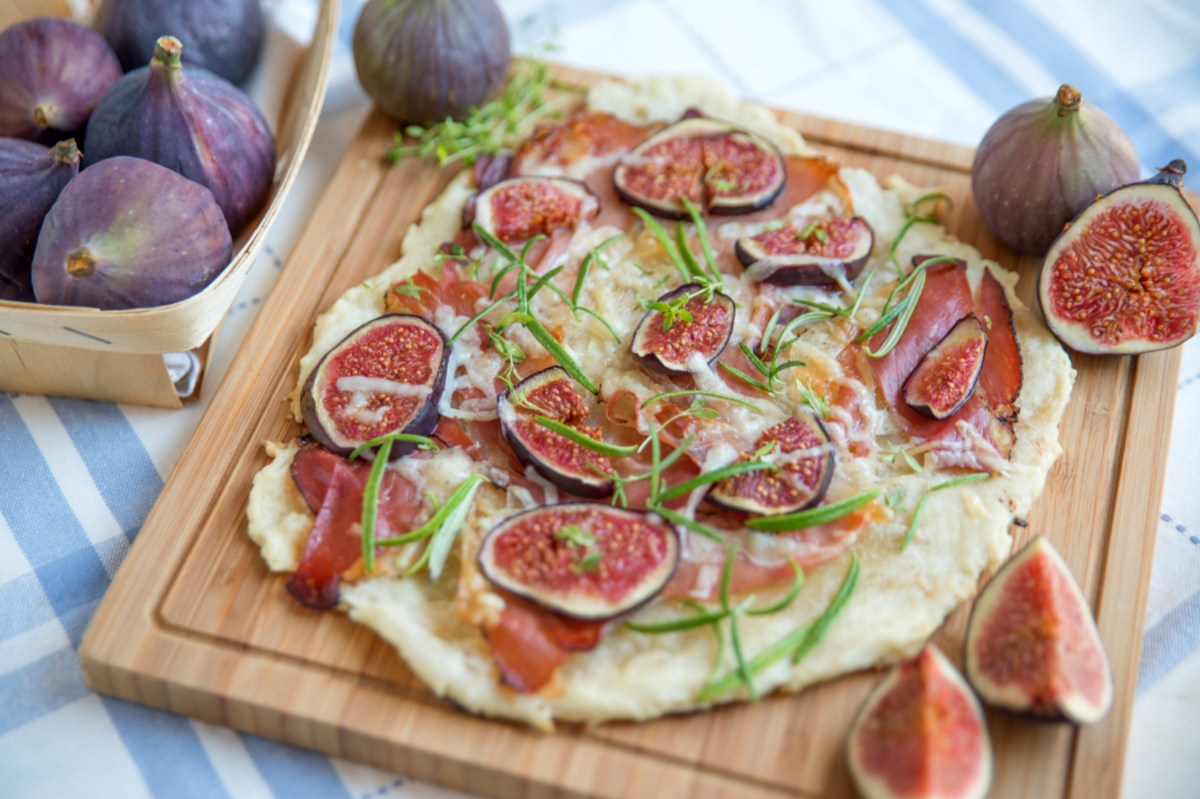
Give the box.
[3,1,1199,797]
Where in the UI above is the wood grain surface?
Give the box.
[78,66,1177,798]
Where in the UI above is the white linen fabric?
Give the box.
[2,1,1198,796]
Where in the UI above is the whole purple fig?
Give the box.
[0,138,82,301]
[32,156,232,310]
[84,36,275,236]
[353,0,511,123]
[95,0,266,86]
[0,18,122,144]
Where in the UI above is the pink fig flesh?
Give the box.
[902,314,988,420]
[736,217,874,287]
[629,284,736,372]
[471,176,599,242]
[708,415,834,516]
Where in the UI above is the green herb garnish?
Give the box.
[901,472,990,549]
[396,474,488,579]
[387,60,558,166]
[533,416,641,457]
[642,389,763,414]
[746,489,881,532]
[572,234,623,306]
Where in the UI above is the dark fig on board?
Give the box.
[1038,159,1200,354]
[903,314,988,420]
[630,284,735,373]
[0,18,122,144]
[498,367,613,497]
[709,415,834,516]
[965,536,1113,724]
[95,0,266,85]
[479,503,680,620]
[973,84,1139,255]
[614,117,785,218]
[301,315,449,460]
[31,156,231,310]
[735,217,874,287]
[847,646,992,799]
[471,176,599,242]
[0,138,81,302]
[84,36,275,235]
[353,0,511,124]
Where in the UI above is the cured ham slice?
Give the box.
[488,599,605,693]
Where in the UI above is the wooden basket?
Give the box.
[0,0,340,407]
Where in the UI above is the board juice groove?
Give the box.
[79,66,1177,799]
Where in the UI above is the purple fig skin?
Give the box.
[0,138,81,302]
[95,0,266,85]
[972,84,1139,255]
[353,0,512,124]
[84,36,275,236]
[0,18,122,145]
[31,156,232,310]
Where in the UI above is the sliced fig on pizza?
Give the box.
[709,414,835,516]
[498,367,614,497]
[736,217,874,287]
[300,315,448,460]
[478,503,680,620]
[471,176,599,242]
[614,117,786,218]
[630,284,736,372]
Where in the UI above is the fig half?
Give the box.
[847,646,992,799]
[964,536,1113,724]
[613,117,785,218]
[629,284,736,373]
[478,503,680,620]
[498,367,613,497]
[301,315,449,460]
[1039,159,1200,354]
[709,415,834,516]
[735,217,874,286]
[902,314,988,420]
[471,176,599,243]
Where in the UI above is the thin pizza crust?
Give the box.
[247,75,1074,730]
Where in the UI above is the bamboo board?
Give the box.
[79,67,1178,798]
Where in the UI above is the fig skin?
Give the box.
[353,0,512,124]
[84,36,276,236]
[301,315,449,460]
[95,0,266,85]
[847,646,992,799]
[964,536,1113,724]
[478,502,680,621]
[0,138,81,302]
[972,84,1139,255]
[1038,159,1200,355]
[0,18,122,145]
[31,156,232,310]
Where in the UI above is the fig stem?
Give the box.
[50,139,80,165]
[1152,159,1188,188]
[152,36,184,69]
[1054,84,1082,116]
[65,248,97,278]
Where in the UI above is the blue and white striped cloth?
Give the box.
[3,1,1198,796]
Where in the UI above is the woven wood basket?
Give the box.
[0,0,340,407]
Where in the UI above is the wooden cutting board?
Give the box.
[79,66,1178,798]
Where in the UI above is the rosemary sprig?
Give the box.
[572,234,623,306]
[697,552,859,701]
[352,431,444,573]
[641,389,763,414]
[386,60,557,166]
[656,460,778,503]
[745,489,881,532]
[533,416,641,457]
[901,472,990,549]
[397,474,488,579]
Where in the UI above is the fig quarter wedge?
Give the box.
[300,315,448,459]
[965,535,1113,724]
[478,502,680,620]
[848,645,992,799]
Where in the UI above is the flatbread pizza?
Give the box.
[246,74,1073,731]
